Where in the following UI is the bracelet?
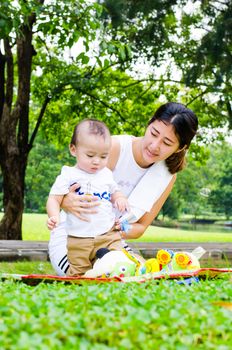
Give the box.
[120,220,132,234]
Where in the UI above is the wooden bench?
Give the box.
[0,240,49,261]
[0,240,232,266]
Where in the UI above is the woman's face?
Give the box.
[141,120,180,167]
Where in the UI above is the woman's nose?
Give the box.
[150,139,161,151]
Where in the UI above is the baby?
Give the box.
[46,119,129,276]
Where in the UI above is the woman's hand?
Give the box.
[61,183,100,222]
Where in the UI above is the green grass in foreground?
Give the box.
[1,215,232,349]
[0,277,231,349]
[21,213,232,242]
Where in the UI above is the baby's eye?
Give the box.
[101,155,107,159]
[87,154,94,158]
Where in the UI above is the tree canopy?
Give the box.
[101,0,232,131]
[0,0,231,239]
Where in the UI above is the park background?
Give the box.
[0,2,232,349]
[0,0,231,241]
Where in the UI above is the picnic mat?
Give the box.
[0,268,232,286]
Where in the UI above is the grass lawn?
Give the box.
[137,225,232,243]
[1,214,232,349]
[0,276,231,349]
[21,213,232,242]
[0,261,55,275]
[22,213,50,241]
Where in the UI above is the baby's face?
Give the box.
[70,133,111,174]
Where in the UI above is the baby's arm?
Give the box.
[111,191,129,213]
[46,194,64,230]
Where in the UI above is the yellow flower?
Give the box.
[157,250,172,265]
[175,253,191,268]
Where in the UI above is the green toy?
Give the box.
[84,249,138,278]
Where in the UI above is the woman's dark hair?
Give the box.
[148,102,198,174]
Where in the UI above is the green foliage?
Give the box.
[202,141,232,219]
[182,2,232,86]
[1,0,231,239]
[209,162,232,219]
[174,160,210,218]
[1,0,139,155]
[175,1,232,129]
[100,0,179,62]
[100,0,232,131]
[32,67,160,145]
[24,134,73,213]
[161,194,180,220]
[164,141,232,220]
[0,0,102,45]
[0,278,231,349]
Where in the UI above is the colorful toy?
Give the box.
[84,246,206,278]
[84,248,139,278]
[140,258,161,274]
[158,247,206,272]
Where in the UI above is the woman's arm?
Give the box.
[107,136,120,171]
[120,175,177,239]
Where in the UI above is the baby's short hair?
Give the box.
[71,119,110,145]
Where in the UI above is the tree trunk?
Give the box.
[0,152,27,240]
[0,12,36,239]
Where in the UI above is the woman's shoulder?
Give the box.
[108,135,134,170]
[107,136,121,170]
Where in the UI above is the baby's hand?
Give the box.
[47,216,59,230]
[114,197,130,213]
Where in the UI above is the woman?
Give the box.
[49,102,198,275]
